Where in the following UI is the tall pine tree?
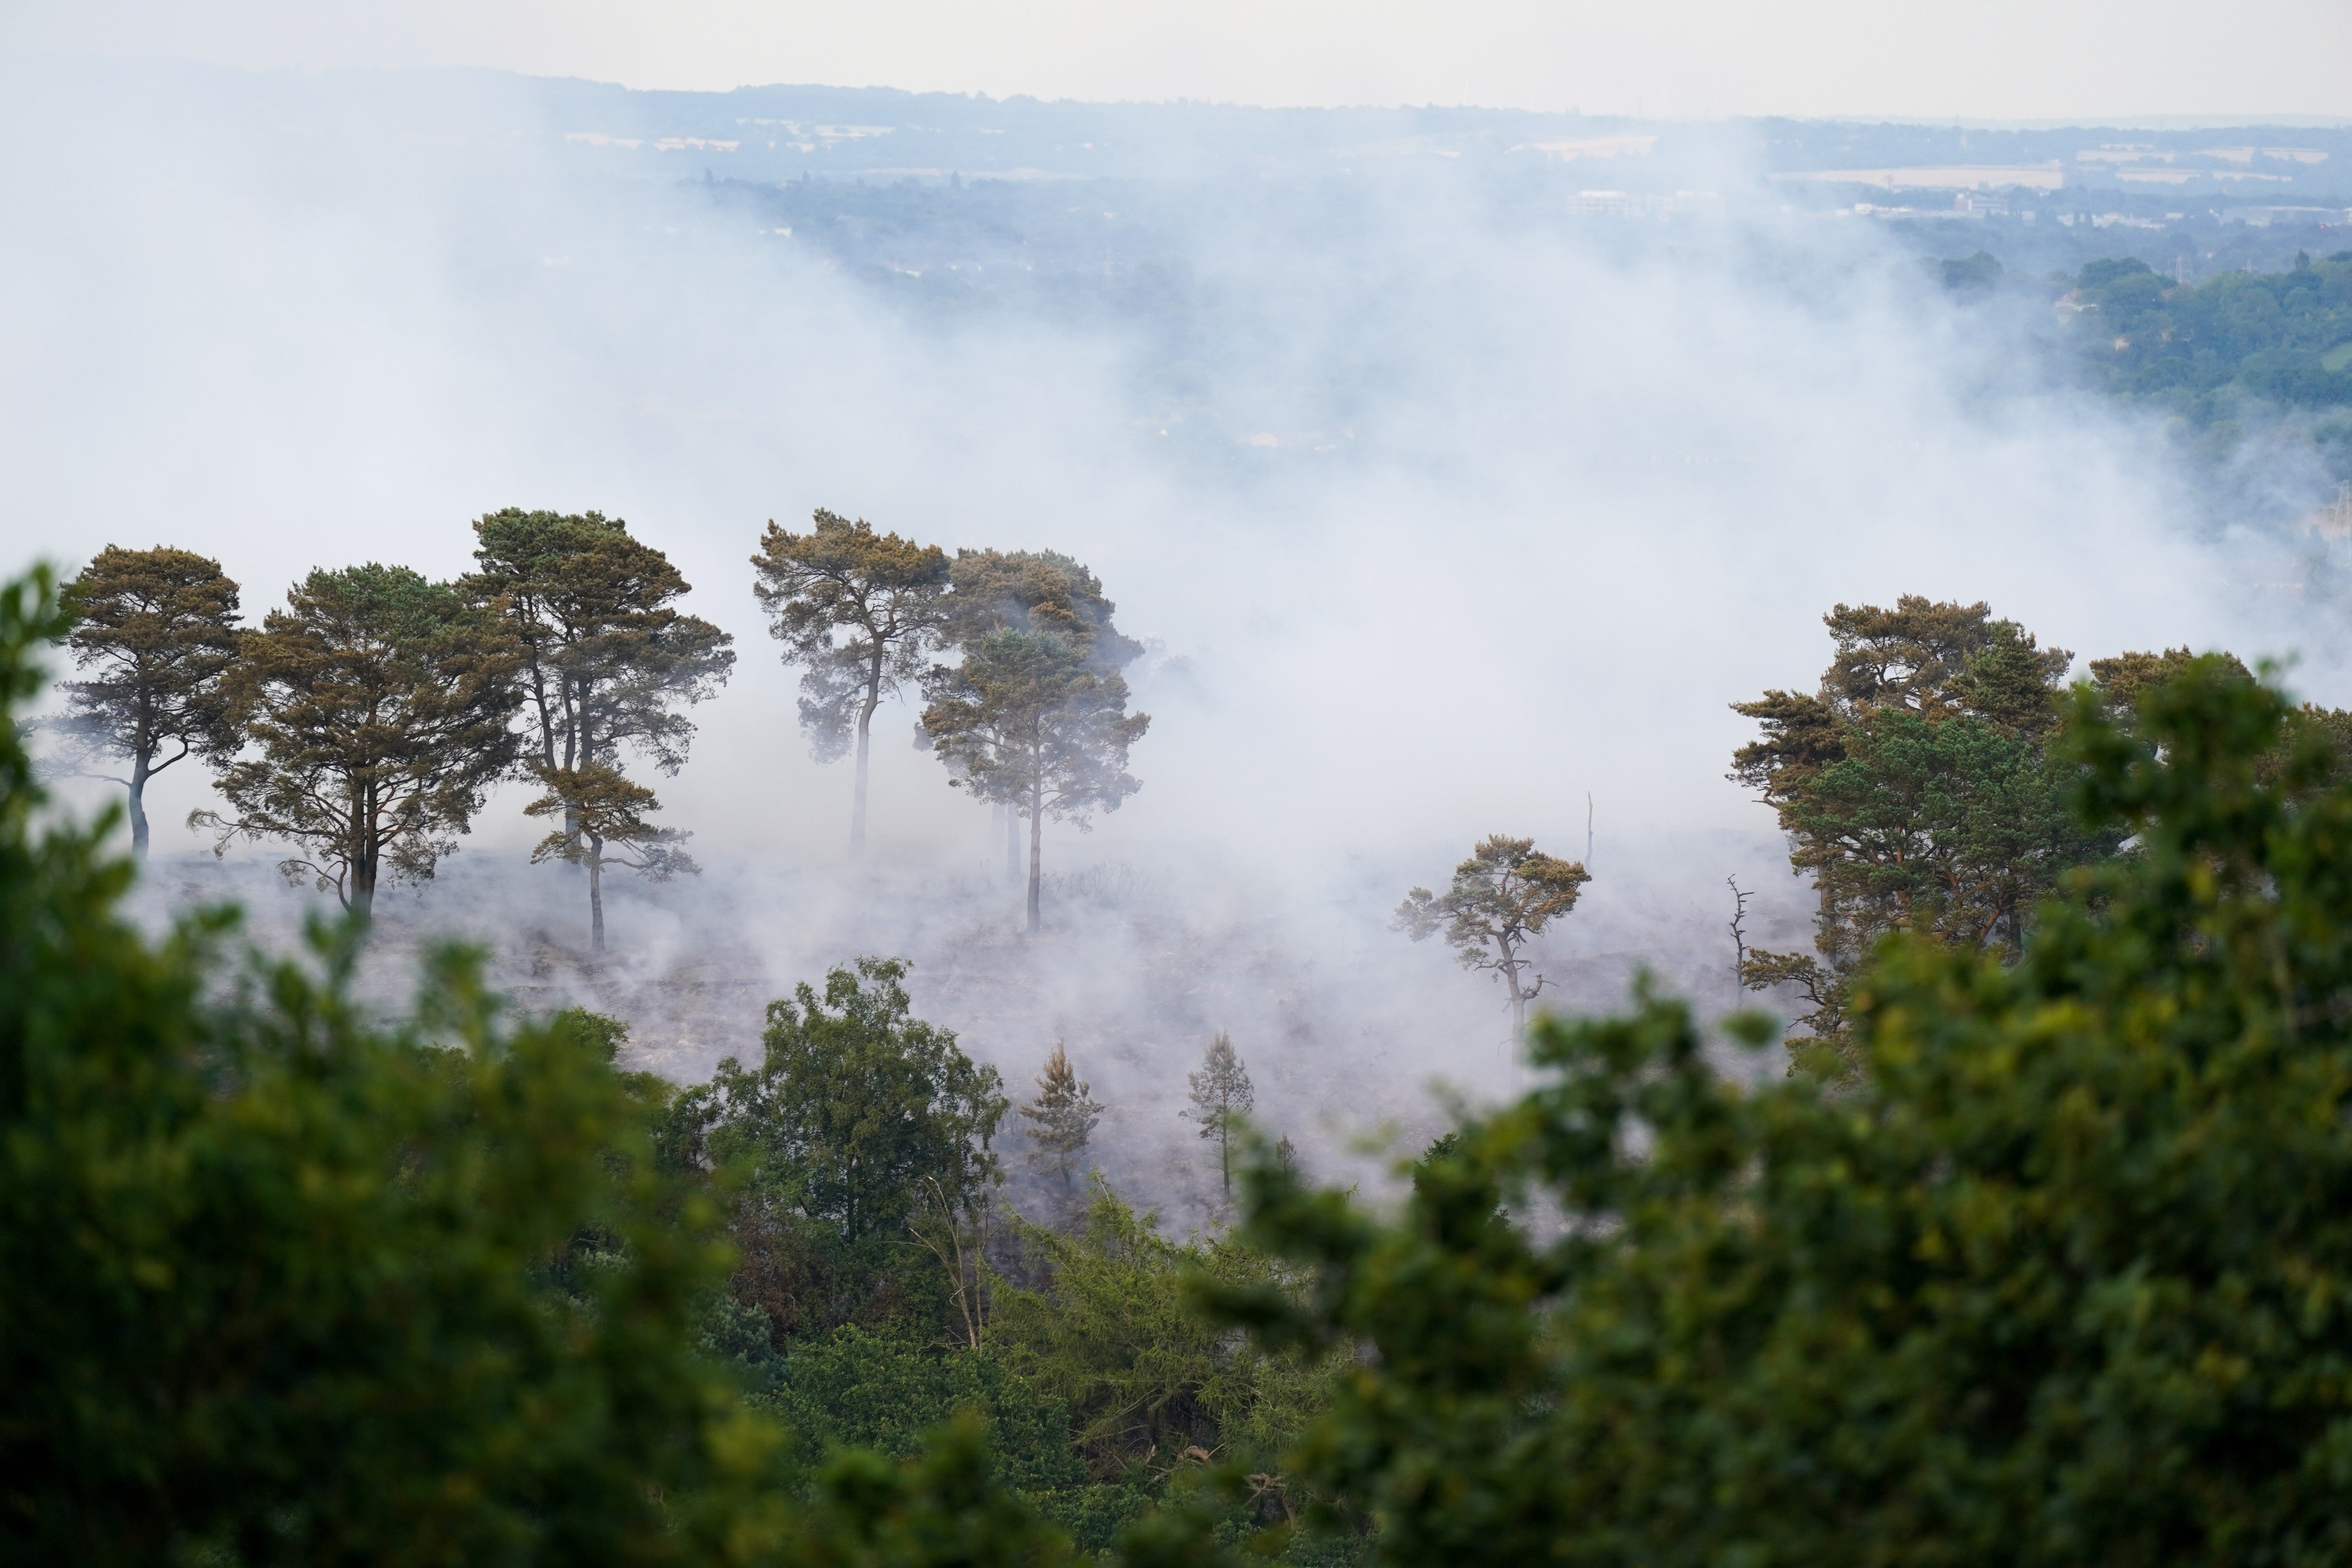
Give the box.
[47,546,241,857]
[464,510,733,953]
[193,565,520,921]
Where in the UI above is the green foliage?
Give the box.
[192,563,523,918]
[0,567,786,1562]
[1927,249,2001,297]
[1019,1043,1105,1217]
[1731,595,2110,1061]
[1183,1032,1254,1198]
[996,1185,1338,1485]
[2067,250,2352,426]
[940,549,1143,672]
[526,761,701,926]
[675,959,1008,1343]
[45,545,242,856]
[789,1413,1075,1568]
[766,1327,1083,1500]
[465,508,734,951]
[1210,655,2352,1566]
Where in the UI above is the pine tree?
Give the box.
[523,762,699,930]
[1394,835,1590,1039]
[46,546,242,857]
[1185,1031,1254,1198]
[464,510,733,953]
[192,565,520,921]
[1018,1042,1103,1214]
[750,510,950,856]
[1729,596,2110,1063]
[919,630,1147,935]
[936,549,1142,885]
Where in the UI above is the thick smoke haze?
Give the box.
[4,59,2333,1220]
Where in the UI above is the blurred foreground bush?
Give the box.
[1209,655,2352,1566]
[0,568,1078,1567]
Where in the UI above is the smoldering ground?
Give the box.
[7,60,2338,1226]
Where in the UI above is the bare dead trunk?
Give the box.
[1026,784,1043,936]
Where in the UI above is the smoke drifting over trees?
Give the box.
[15,59,2352,1566]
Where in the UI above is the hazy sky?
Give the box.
[9,0,2350,119]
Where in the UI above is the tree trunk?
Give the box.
[562,680,583,856]
[588,834,606,954]
[1499,937,1526,1083]
[852,672,879,857]
[126,753,151,860]
[1025,782,1043,936]
[1005,802,1019,884]
[350,782,376,924]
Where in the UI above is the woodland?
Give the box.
[18,448,2352,1564]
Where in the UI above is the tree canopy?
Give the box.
[941,549,1143,672]
[47,545,242,856]
[193,564,520,920]
[682,957,1008,1252]
[1730,595,2109,1063]
[2066,248,2352,420]
[1019,1043,1105,1218]
[0,568,776,1564]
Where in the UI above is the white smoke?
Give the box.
[2,56,2319,1222]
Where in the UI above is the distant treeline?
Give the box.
[36,511,1150,949]
[2064,248,2352,419]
